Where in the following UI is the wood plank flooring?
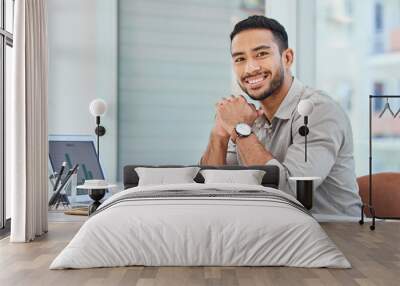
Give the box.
[0,221,399,286]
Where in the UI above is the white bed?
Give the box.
[50,183,350,269]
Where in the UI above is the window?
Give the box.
[316,0,400,175]
[1,0,14,231]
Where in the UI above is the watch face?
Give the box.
[236,123,252,136]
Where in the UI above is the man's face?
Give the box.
[231,29,287,101]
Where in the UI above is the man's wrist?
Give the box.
[231,123,253,144]
[210,130,230,142]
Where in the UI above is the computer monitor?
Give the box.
[48,135,105,186]
[48,135,111,206]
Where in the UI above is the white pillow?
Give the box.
[200,169,266,185]
[135,167,200,186]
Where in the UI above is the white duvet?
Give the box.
[50,183,350,269]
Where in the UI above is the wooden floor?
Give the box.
[0,221,399,286]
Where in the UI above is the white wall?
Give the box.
[47,0,118,182]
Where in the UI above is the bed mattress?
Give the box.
[50,183,350,269]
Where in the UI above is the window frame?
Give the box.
[0,0,13,231]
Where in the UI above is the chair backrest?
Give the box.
[357,172,400,218]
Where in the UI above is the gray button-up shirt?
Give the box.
[227,78,362,216]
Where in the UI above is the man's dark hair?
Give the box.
[230,15,288,54]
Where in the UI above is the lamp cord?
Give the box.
[304,116,308,162]
[96,116,100,162]
[97,125,100,162]
[305,131,307,162]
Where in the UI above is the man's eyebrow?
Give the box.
[231,45,272,57]
[252,45,272,52]
[231,51,245,58]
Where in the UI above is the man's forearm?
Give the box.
[236,134,274,165]
[200,132,230,165]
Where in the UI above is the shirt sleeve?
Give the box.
[226,139,239,165]
[266,159,296,197]
[269,100,344,197]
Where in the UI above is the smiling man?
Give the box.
[200,15,362,216]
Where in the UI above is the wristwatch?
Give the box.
[231,123,252,143]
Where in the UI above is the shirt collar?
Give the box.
[253,114,269,129]
[253,77,304,129]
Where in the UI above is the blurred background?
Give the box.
[45,0,400,185]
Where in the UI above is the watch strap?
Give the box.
[230,129,239,144]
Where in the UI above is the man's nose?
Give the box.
[245,59,261,74]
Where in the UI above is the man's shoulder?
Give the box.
[294,83,352,136]
[301,85,346,117]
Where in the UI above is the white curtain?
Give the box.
[9,0,48,242]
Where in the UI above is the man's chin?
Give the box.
[248,91,263,100]
[238,81,273,101]
[246,88,272,101]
